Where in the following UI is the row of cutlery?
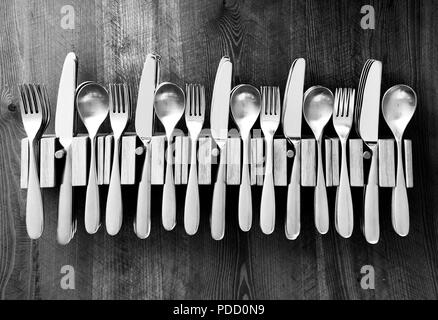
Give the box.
[20,54,417,245]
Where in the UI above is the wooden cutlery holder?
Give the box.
[20,135,413,189]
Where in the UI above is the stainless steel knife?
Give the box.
[55,52,78,245]
[359,60,382,244]
[210,57,233,241]
[282,58,306,240]
[134,53,161,239]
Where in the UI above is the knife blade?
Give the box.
[282,58,306,240]
[55,52,78,245]
[359,59,382,245]
[210,56,233,241]
[134,53,161,239]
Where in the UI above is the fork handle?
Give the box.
[85,137,101,234]
[184,138,200,235]
[392,139,409,237]
[57,145,74,245]
[260,136,275,235]
[162,135,176,231]
[106,137,123,236]
[363,143,380,244]
[335,140,354,238]
[135,142,152,239]
[211,146,227,240]
[315,139,329,234]
[239,135,252,232]
[26,140,44,240]
[285,139,301,240]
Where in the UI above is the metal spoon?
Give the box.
[382,84,417,237]
[303,86,334,234]
[154,82,185,231]
[230,85,261,232]
[76,82,110,234]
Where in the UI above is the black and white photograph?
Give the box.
[0,0,437,306]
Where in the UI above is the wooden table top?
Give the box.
[0,0,437,300]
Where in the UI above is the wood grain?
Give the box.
[0,0,437,300]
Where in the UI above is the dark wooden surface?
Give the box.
[0,0,437,300]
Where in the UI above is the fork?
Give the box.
[184,84,206,235]
[19,84,47,239]
[106,84,130,236]
[333,88,355,238]
[260,87,281,235]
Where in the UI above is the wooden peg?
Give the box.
[20,138,29,189]
[227,137,241,185]
[274,139,287,187]
[198,137,212,185]
[121,135,137,185]
[301,139,316,187]
[104,135,113,185]
[40,137,56,188]
[349,139,364,187]
[331,139,340,187]
[379,139,396,187]
[151,136,165,185]
[405,140,414,189]
[71,135,88,187]
[325,139,333,187]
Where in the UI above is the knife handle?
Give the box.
[26,139,44,240]
[335,139,354,238]
[239,136,253,232]
[135,142,152,239]
[392,139,409,237]
[85,137,101,234]
[106,137,123,236]
[211,146,227,241]
[260,136,275,235]
[315,139,329,234]
[285,139,301,240]
[57,145,74,245]
[363,143,380,244]
[162,136,176,231]
[184,138,200,236]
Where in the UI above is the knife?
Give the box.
[210,57,233,241]
[359,60,382,244]
[55,52,78,245]
[134,53,161,239]
[282,58,306,240]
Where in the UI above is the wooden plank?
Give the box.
[198,137,212,185]
[72,136,88,187]
[301,139,316,187]
[40,137,56,188]
[121,135,137,185]
[273,139,287,186]
[349,139,364,187]
[379,139,396,188]
[151,136,165,185]
[405,139,414,188]
[20,138,28,189]
[227,138,241,185]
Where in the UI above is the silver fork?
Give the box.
[333,88,355,238]
[184,84,206,235]
[260,86,281,235]
[19,84,46,239]
[106,84,130,236]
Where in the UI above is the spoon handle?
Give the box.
[392,139,409,236]
[260,135,275,235]
[26,139,44,240]
[335,139,354,238]
[315,139,329,234]
[184,137,200,236]
[285,139,301,240]
[106,137,123,236]
[57,145,74,245]
[211,145,227,240]
[135,142,152,239]
[239,135,252,232]
[85,137,100,234]
[162,136,176,231]
[363,143,380,244]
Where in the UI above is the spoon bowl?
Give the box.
[231,85,261,135]
[77,83,110,136]
[303,86,334,139]
[154,82,185,134]
[382,85,417,139]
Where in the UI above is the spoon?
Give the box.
[77,82,110,234]
[154,82,185,231]
[382,84,417,237]
[230,85,261,232]
[303,86,334,234]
